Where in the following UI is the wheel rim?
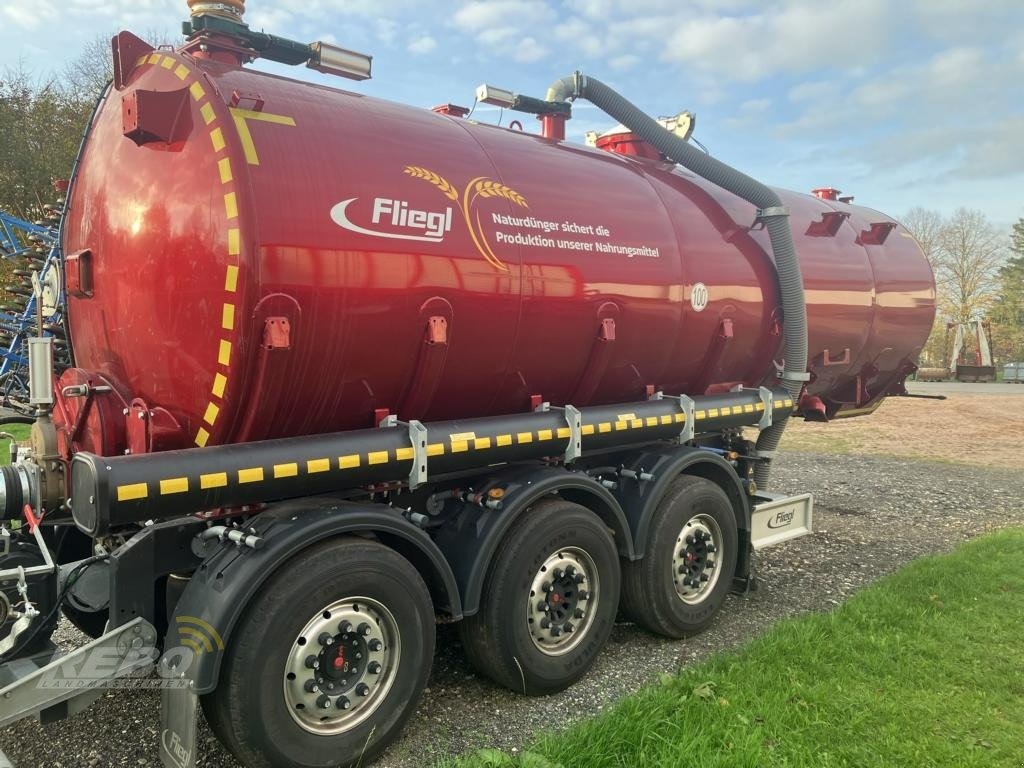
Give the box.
[526,546,598,656]
[672,514,723,604]
[283,597,401,735]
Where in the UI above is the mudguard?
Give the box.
[161,496,461,695]
[432,465,634,617]
[610,446,754,584]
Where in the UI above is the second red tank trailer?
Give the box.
[0,2,936,766]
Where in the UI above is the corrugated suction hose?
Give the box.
[546,73,808,489]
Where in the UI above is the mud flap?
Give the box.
[160,687,198,768]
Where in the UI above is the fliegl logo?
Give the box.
[330,166,529,272]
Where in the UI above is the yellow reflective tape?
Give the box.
[200,103,215,125]
[203,402,219,425]
[117,482,148,501]
[221,303,235,330]
[218,157,233,183]
[496,434,513,446]
[195,428,210,447]
[756,402,765,411]
[160,477,189,494]
[160,56,174,70]
[396,447,415,460]
[645,416,658,427]
[785,399,794,408]
[556,427,570,439]
[273,462,298,478]
[660,414,673,425]
[218,339,231,366]
[517,432,533,443]
[449,431,476,441]
[210,127,226,151]
[598,422,611,433]
[229,107,297,165]
[474,437,492,450]
[614,422,628,431]
[630,419,643,429]
[148,53,161,65]
[695,411,706,420]
[338,455,360,469]
[308,458,330,473]
[174,64,189,80]
[581,424,595,435]
[227,228,240,255]
[426,444,445,457]
[538,429,553,441]
[200,472,227,489]
[212,373,227,398]
[224,265,239,292]
[708,408,719,418]
[238,467,264,483]
[368,450,390,464]
[674,413,686,422]
[136,55,147,67]
[617,412,637,421]
[189,81,205,100]
[450,440,469,453]
[223,192,238,220]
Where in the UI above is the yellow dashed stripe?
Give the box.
[368,450,390,465]
[189,81,205,101]
[117,483,148,501]
[222,303,235,330]
[581,424,595,435]
[338,454,360,469]
[195,428,210,447]
[496,434,513,446]
[218,157,233,183]
[538,429,553,441]
[556,427,570,439]
[160,477,188,495]
[224,192,238,220]
[238,467,264,483]
[218,340,231,366]
[174,63,189,80]
[396,447,415,460]
[227,228,240,255]
[212,373,227,398]
[426,444,445,457]
[200,472,227,489]
[160,56,175,70]
[517,431,533,443]
[148,53,161,65]
[274,462,298,478]
[474,437,491,450]
[450,440,469,453]
[224,265,239,292]
[200,102,216,125]
[203,402,219,425]
[210,127,226,151]
[308,458,331,473]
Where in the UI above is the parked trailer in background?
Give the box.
[0,2,935,766]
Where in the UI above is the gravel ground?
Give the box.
[4,451,1023,767]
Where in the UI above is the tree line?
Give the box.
[903,207,1023,367]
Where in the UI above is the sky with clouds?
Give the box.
[2,0,1021,227]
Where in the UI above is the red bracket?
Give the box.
[122,87,192,145]
[262,317,291,349]
[857,222,897,246]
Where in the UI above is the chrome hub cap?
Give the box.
[526,547,598,655]
[672,514,722,604]
[283,597,399,734]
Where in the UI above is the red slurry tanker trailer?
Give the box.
[0,2,935,766]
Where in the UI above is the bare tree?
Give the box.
[934,207,1006,324]
[901,206,944,267]
[62,30,177,101]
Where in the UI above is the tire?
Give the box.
[201,537,435,768]
[459,498,620,696]
[621,475,738,638]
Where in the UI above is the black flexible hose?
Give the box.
[545,74,808,488]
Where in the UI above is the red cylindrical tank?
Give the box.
[57,46,935,457]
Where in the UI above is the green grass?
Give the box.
[0,423,29,465]
[453,530,1024,768]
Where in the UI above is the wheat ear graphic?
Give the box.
[472,179,528,208]
[403,166,459,201]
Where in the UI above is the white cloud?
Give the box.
[408,35,437,55]
[512,37,547,63]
